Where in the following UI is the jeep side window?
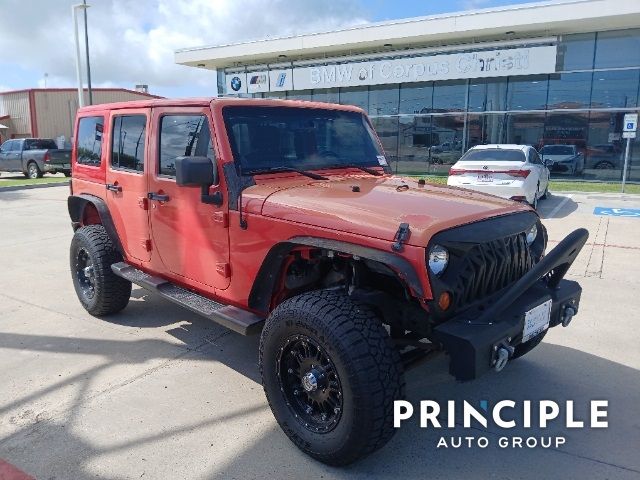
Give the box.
[159,115,216,181]
[111,115,146,172]
[77,116,104,166]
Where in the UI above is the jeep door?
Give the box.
[105,109,152,262]
[147,107,230,290]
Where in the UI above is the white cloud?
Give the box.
[0,0,368,94]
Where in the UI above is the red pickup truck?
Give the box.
[67,98,587,465]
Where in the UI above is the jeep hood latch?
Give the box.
[391,223,411,252]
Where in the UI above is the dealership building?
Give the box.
[176,0,640,183]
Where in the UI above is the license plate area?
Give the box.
[522,299,552,343]
[477,173,493,182]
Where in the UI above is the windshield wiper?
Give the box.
[325,164,384,176]
[247,166,328,180]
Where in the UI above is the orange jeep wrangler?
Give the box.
[67,98,588,465]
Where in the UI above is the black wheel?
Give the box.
[540,184,549,200]
[70,225,131,316]
[530,185,539,210]
[260,290,404,466]
[512,329,548,359]
[26,162,43,179]
[595,161,615,170]
[64,172,72,177]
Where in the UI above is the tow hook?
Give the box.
[493,342,515,372]
[562,306,576,327]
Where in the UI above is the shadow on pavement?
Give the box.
[538,193,578,219]
[0,327,638,479]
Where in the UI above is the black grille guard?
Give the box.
[470,227,588,325]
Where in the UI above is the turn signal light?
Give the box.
[438,292,452,311]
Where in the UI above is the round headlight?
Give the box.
[428,244,449,276]
[526,223,538,245]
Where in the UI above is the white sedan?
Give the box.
[447,144,550,209]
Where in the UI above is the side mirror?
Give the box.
[175,156,223,206]
[175,156,214,186]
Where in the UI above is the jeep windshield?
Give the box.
[222,106,386,175]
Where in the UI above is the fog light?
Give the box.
[438,292,451,310]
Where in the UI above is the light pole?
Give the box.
[72,3,89,108]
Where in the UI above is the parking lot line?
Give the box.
[547,194,573,219]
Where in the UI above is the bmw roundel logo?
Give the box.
[230,76,242,92]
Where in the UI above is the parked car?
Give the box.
[586,144,622,170]
[67,98,586,465]
[0,138,72,178]
[447,144,550,209]
[538,144,584,175]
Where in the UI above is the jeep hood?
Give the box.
[252,176,531,247]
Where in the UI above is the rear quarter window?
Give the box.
[76,116,105,166]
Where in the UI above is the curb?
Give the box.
[0,181,69,193]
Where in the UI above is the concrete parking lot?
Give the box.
[0,185,639,479]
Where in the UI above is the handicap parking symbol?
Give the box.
[594,206,640,217]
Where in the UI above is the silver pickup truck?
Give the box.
[0,138,72,178]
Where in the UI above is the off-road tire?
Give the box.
[512,329,548,359]
[70,225,131,316]
[25,161,43,179]
[260,290,404,466]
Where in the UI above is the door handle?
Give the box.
[148,192,170,202]
[106,183,122,192]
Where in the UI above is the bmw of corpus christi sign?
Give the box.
[225,45,557,94]
[293,45,557,90]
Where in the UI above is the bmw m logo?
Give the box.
[230,76,242,92]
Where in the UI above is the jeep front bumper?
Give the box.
[431,228,589,381]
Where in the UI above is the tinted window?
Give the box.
[461,149,526,162]
[111,115,146,172]
[507,75,549,110]
[468,79,507,112]
[159,115,214,177]
[547,72,592,109]
[24,139,57,150]
[339,86,369,111]
[595,29,640,69]
[590,69,639,108]
[76,116,104,166]
[369,85,399,115]
[223,106,384,172]
[399,82,433,114]
[312,88,339,104]
[558,33,595,70]
[433,80,467,112]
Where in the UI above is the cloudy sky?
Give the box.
[0,0,532,98]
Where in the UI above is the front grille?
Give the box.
[449,233,533,309]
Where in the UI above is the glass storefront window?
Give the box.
[542,112,589,178]
[558,33,595,71]
[433,80,467,112]
[369,85,399,115]
[595,29,640,69]
[467,114,507,145]
[370,117,399,166]
[586,111,625,180]
[505,113,546,149]
[339,87,368,111]
[312,88,339,104]
[468,79,508,112]
[264,91,286,99]
[429,115,466,174]
[399,82,433,114]
[547,72,592,109]
[591,69,640,108]
[506,75,548,110]
[397,115,432,176]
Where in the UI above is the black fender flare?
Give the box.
[67,194,123,254]
[247,236,424,313]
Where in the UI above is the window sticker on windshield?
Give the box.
[377,155,388,166]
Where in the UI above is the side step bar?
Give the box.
[111,262,264,335]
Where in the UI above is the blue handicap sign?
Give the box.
[594,206,640,217]
[627,122,635,130]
